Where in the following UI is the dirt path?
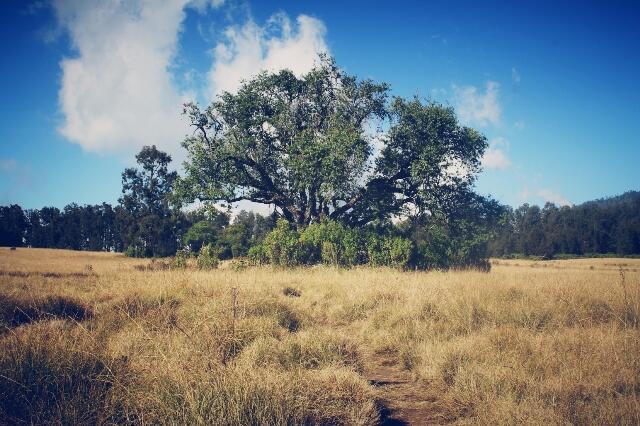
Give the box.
[364,352,463,425]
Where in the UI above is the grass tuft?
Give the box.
[0,293,92,329]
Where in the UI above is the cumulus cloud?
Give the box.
[208,13,328,96]
[55,0,193,155]
[482,137,511,170]
[520,188,571,206]
[54,0,224,156]
[482,148,511,170]
[53,1,329,157]
[453,81,501,127]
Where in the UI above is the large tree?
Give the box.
[177,57,487,227]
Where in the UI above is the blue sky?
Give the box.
[1,0,639,210]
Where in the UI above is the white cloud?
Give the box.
[208,13,328,96]
[520,188,571,206]
[53,2,329,157]
[54,0,223,156]
[482,137,511,170]
[511,67,521,83]
[453,81,501,127]
[482,148,511,170]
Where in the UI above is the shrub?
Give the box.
[321,241,340,266]
[171,250,188,269]
[342,229,368,266]
[183,220,220,253]
[365,233,415,269]
[123,246,137,257]
[409,220,492,271]
[300,221,356,265]
[366,234,389,267]
[229,259,249,271]
[414,226,450,270]
[123,245,151,258]
[197,244,219,270]
[385,236,413,269]
[248,244,269,265]
[254,220,416,269]
[263,220,301,267]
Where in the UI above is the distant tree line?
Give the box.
[0,201,275,259]
[488,192,640,257]
[0,202,124,252]
[0,145,276,258]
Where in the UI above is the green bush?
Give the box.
[123,245,144,258]
[248,244,269,265]
[299,221,348,265]
[321,241,340,266]
[385,236,413,269]
[171,250,188,269]
[197,244,219,270]
[414,226,451,270]
[365,233,414,269]
[446,220,492,271]
[366,234,389,267]
[342,230,368,266]
[183,220,220,253]
[263,220,301,267]
[299,221,372,266]
[253,219,415,269]
[407,218,493,271]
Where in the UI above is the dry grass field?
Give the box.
[1,248,639,425]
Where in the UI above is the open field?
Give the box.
[1,248,639,425]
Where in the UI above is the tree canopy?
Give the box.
[176,57,487,227]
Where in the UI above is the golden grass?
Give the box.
[1,247,639,424]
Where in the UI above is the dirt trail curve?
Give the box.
[364,352,464,425]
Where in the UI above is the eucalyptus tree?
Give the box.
[177,56,488,227]
[119,145,180,257]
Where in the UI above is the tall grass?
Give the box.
[0,248,639,424]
